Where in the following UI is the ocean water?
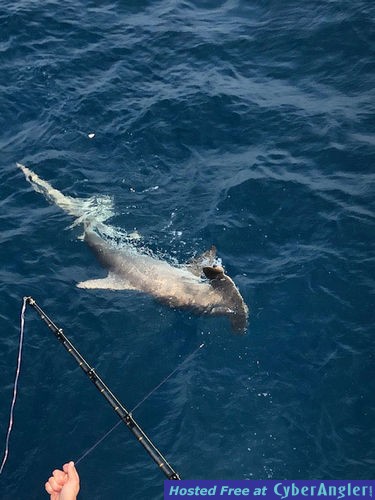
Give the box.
[0,1,374,498]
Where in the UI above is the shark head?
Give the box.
[203,265,248,334]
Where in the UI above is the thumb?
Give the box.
[63,461,80,484]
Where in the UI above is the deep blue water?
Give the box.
[1,1,374,498]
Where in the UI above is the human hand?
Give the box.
[45,461,80,500]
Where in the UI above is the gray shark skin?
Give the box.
[17,163,249,332]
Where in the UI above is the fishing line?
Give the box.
[74,342,205,465]
[130,343,205,414]
[1,297,202,477]
[0,297,28,475]
[75,420,122,466]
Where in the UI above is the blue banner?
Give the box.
[164,480,374,499]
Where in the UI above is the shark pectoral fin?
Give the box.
[210,305,248,333]
[211,306,233,315]
[76,274,139,291]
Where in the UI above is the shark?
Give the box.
[17,163,249,332]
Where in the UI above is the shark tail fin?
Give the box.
[17,163,115,225]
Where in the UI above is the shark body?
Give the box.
[17,163,249,332]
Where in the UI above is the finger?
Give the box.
[45,481,54,494]
[47,476,63,493]
[45,483,59,500]
[45,482,59,500]
[52,469,68,485]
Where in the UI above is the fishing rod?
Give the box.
[24,296,180,480]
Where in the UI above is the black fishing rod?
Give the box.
[25,296,180,480]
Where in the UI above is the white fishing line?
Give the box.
[0,296,205,471]
[0,297,28,474]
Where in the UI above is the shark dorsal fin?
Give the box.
[203,265,225,281]
[186,245,217,277]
